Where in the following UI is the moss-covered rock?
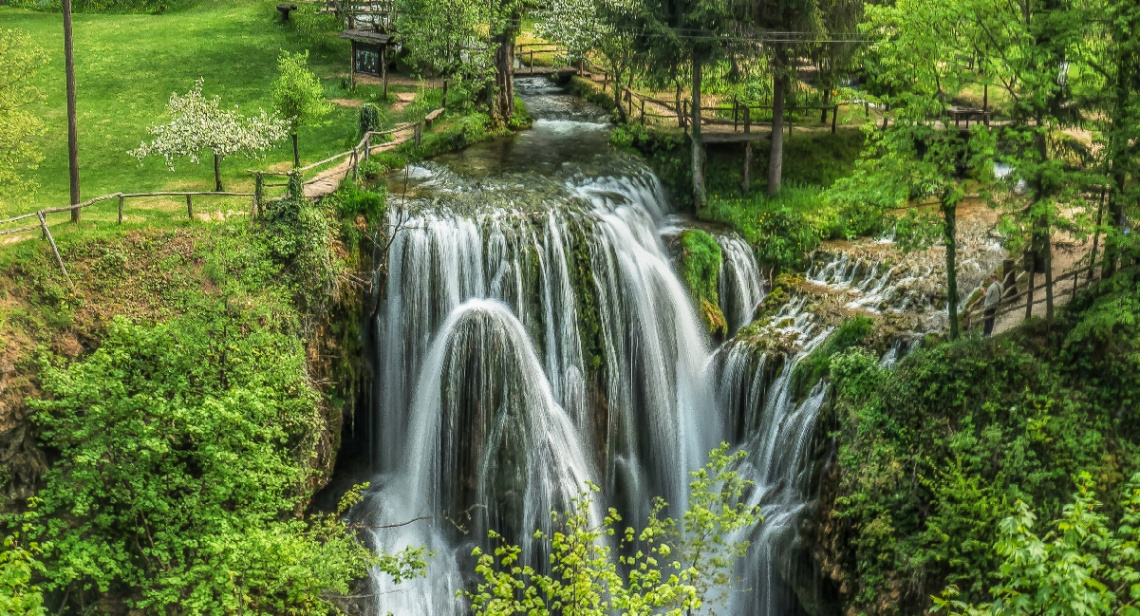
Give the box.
[677,229,727,336]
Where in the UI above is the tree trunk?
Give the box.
[942,198,959,340]
[691,51,707,214]
[213,153,223,192]
[63,0,81,222]
[493,25,516,125]
[768,46,788,196]
[292,132,300,168]
[821,88,830,124]
[613,67,627,123]
[1103,45,1132,277]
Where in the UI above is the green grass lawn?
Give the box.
[0,0,425,225]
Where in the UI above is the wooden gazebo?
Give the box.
[341,29,393,95]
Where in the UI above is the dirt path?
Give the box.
[302,126,417,200]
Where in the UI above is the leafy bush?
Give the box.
[22,315,383,613]
[705,187,827,271]
[790,315,873,399]
[467,444,760,616]
[822,268,1140,615]
[359,103,384,137]
[263,177,343,318]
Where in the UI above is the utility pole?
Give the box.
[63,0,81,222]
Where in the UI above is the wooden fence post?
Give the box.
[414,122,422,146]
[640,99,645,125]
[832,106,838,133]
[186,194,193,220]
[118,194,124,224]
[744,106,751,134]
[1024,253,1035,319]
[255,173,264,217]
[733,96,739,132]
[351,149,359,183]
[1002,259,1017,300]
[38,211,72,285]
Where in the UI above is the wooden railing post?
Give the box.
[186,194,193,220]
[831,106,838,133]
[255,173,264,217]
[38,211,72,285]
[733,96,739,132]
[414,121,422,146]
[118,194,124,224]
[640,98,645,125]
[744,106,751,134]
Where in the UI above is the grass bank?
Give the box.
[0,0,443,219]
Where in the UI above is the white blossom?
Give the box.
[130,79,288,171]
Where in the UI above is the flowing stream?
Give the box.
[351,77,1005,616]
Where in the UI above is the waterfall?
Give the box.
[354,76,997,616]
[367,153,741,614]
[718,234,767,336]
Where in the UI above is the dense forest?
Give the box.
[0,0,1137,614]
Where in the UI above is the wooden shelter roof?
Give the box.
[340,29,393,45]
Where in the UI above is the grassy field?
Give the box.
[0,0,422,223]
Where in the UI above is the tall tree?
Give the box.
[536,0,642,121]
[62,0,81,222]
[0,29,48,204]
[273,51,332,168]
[735,0,822,195]
[835,0,995,339]
[129,80,287,192]
[965,0,1089,322]
[396,0,487,109]
[1077,0,1140,276]
[632,0,734,213]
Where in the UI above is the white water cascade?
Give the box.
[351,76,999,616]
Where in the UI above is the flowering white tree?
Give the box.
[130,79,287,192]
[535,0,641,120]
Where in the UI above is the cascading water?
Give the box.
[353,76,1005,616]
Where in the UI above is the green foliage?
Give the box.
[359,103,384,137]
[7,0,186,13]
[328,182,387,252]
[291,3,346,54]
[0,505,47,616]
[932,473,1140,616]
[467,444,761,616]
[274,50,333,164]
[790,315,872,399]
[824,269,1140,615]
[704,187,828,271]
[0,28,48,204]
[263,180,343,318]
[20,314,389,613]
[677,229,727,336]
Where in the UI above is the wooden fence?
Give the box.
[1,109,442,284]
[247,120,423,206]
[962,256,1106,335]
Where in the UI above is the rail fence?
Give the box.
[962,255,1107,335]
[1,109,442,285]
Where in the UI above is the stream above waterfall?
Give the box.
[348,76,1007,616]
